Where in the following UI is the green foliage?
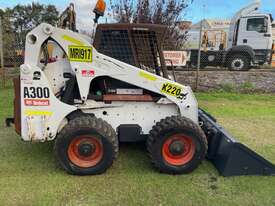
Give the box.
[0,3,59,66]
[0,79,12,89]
[1,3,59,48]
[219,83,236,93]
[217,82,257,94]
[0,9,4,17]
[110,0,193,49]
[11,3,59,31]
[239,82,255,93]
[110,0,193,24]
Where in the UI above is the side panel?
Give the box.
[83,102,179,134]
[20,66,77,141]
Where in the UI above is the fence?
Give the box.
[1,16,275,91]
[0,17,23,88]
[94,23,169,78]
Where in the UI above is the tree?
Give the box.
[0,9,4,17]
[0,3,59,67]
[43,5,59,25]
[110,0,193,49]
[110,0,134,23]
[11,3,59,47]
[110,0,193,25]
[0,8,17,66]
[134,0,150,23]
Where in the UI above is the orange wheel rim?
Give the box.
[162,135,195,166]
[68,136,103,168]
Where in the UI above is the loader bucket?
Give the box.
[199,109,275,177]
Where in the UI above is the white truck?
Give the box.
[184,1,274,71]
[272,21,275,39]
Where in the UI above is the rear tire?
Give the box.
[146,116,207,174]
[54,115,118,175]
[227,54,250,71]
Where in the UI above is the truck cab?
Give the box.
[228,12,273,67]
[226,1,273,70]
[187,1,273,71]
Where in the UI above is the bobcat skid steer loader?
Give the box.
[6,22,275,177]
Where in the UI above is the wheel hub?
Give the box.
[232,59,244,70]
[68,136,104,168]
[162,135,196,166]
[234,61,241,67]
[78,142,95,157]
[169,140,185,155]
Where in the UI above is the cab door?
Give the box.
[237,16,272,50]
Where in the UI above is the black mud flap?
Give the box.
[199,109,275,177]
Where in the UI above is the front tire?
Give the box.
[146,116,207,174]
[227,54,250,71]
[54,115,118,175]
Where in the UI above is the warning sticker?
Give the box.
[68,46,93,62]
[82,69,95,77]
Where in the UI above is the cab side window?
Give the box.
[247,18,267,33]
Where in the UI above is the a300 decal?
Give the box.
[24,87,50,106]
[24,87,50,99]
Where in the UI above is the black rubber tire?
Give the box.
[227,54,250,71]
[54,115,118,175]
[146,116,208,174]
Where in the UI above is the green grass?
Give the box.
[0,87,275,206]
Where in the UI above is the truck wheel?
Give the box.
[146,116,207,174]
[54,115,118,175]
[227,55,250,71]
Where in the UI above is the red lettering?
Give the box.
[24,99,50,106]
